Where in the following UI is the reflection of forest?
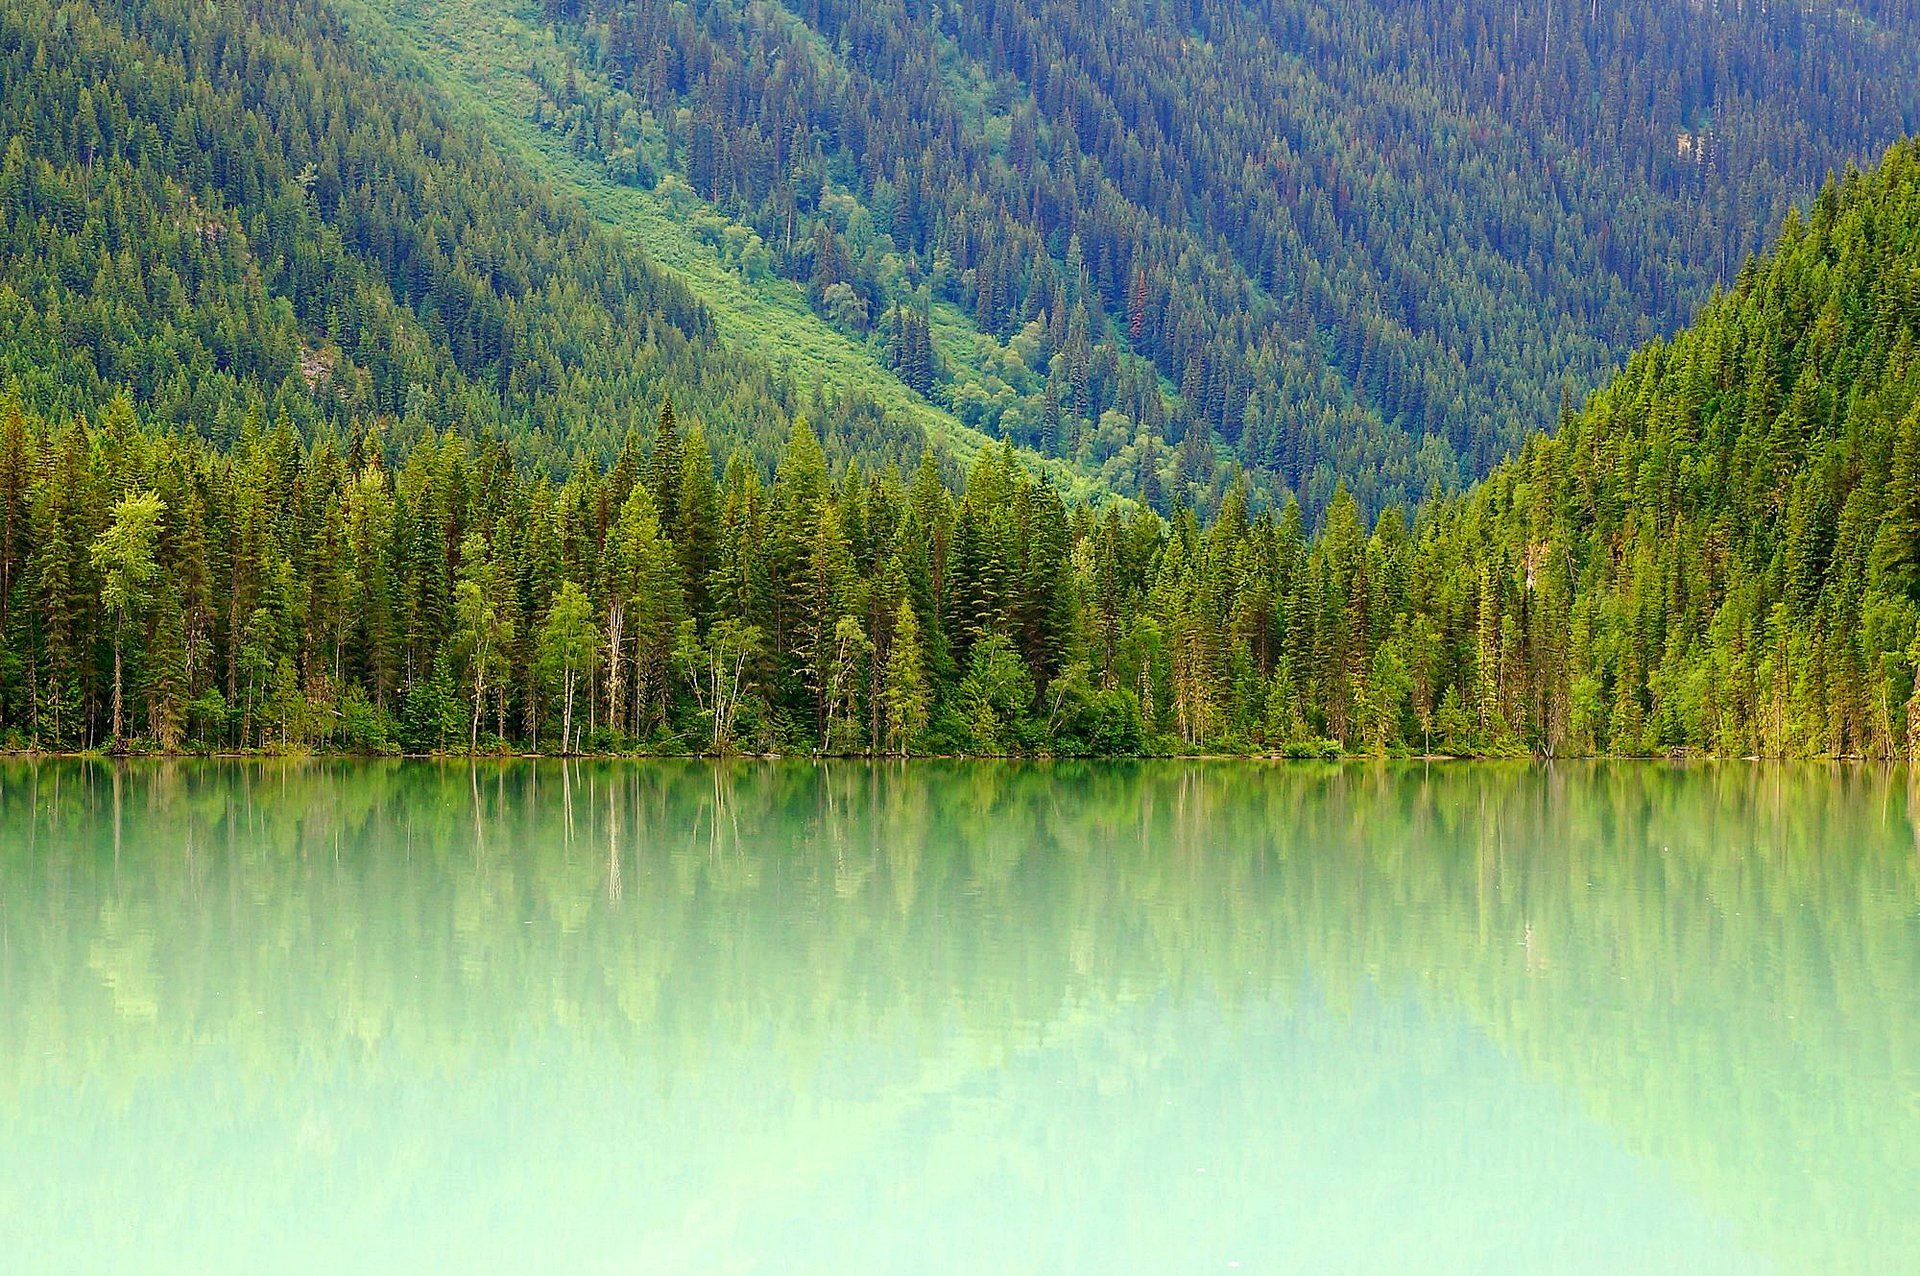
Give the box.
[2,761,1916,1266]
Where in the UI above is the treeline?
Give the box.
[8,120,1920,760]
[11,132,1920,758]
[3,394,1116,756]
[533,0,1920,513]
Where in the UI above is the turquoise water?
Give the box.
[2,761,1916,1273]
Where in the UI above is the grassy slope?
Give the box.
[345,0,1106,498]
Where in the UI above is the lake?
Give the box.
[1,761,1915,1273]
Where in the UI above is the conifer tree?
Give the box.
[883,598,930,755]
[647,397,683,533]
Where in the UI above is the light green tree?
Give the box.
[605,485,686,740]
[958,630,1033,754]
[1363,640,1412,756]
[801,503,860,738]
[454,533,514,753]
[883,600,931,755]
[675,617,761,752]
[89,489,165,750]
[823,615,873,753]
[535,581,599,754]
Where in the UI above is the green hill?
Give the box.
[470,0,1920,515]
[1400,144,1920,757]
[0,0,1089,489]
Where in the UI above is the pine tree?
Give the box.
[143,584,189,751]
[606,486,685,738]
[675,424,718,616]
[647,396,683,533]
[403,649,462,753]
[883,598,930,754]
[1869,405,1920,597]
[801,503,860,740]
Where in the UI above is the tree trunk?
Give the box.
[604,606,625,734]
[470,662,485,755]
[111,632,124,753]
[641,637,656,736]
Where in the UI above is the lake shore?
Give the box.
[0,747,1877,763]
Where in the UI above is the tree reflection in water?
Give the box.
[1,760,1914,1272]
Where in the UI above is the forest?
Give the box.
[9,131,1920,758]
[4,0,1920,758]
[527,0,1920,514]
[8,0,1920,525]
[0,0,939,479]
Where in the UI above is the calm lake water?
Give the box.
[1,761,1916,1274]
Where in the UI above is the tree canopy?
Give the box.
[5,125,1918,758]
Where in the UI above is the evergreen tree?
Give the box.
[882,598,930,755]
[647,397,683,533]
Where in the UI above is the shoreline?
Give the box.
[0,749,1894,764]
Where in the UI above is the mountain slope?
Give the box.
[501,0,1920,513]
[0,0,1092,488]
[19,0,1911,519]
[1400,141,1920,756]
[342,0,1086,486]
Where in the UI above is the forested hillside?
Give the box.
[6,137,1919,757]
[9,0,1915,518]
[518,0,1920,513]
[0,0,958,478]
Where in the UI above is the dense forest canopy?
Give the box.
[0,0,942,478]
[523,0,1920,513]
[5,132,1920,758]
[7,0,1918,521]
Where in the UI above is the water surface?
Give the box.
[2,761,1916,1273]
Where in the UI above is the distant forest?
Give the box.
[0,0,935,478]
[5,0,1920,523]
[532,0,1920,512]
